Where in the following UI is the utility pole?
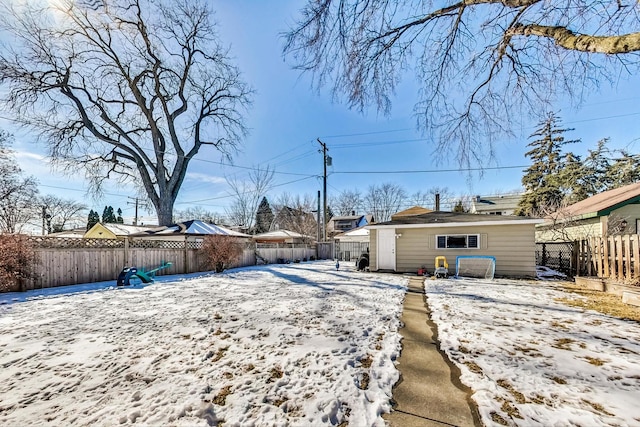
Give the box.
[316,138,329,241]
[316,190,321,242]
[127,197,139,226]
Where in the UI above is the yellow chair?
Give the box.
[434,256,449,278]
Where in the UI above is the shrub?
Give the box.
[0,234,37,292]
[201,235,244,273]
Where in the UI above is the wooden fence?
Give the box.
[20,237,326,291]
[255,243,317,264]
[576,235,640,280]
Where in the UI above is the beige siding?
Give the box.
[375,224,536,277]
[536,204,640,242]
[536,217,602,242]
[370,229,378,271]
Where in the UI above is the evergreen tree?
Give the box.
[116,208,124,224]
[581,138,613,196]
[606,150,640,189]
[516,113,580,216]
[86,209,99,230]
[102,205,116,223]
[556,152,588,204]
[453,200,466,213]
[254,197,274,234]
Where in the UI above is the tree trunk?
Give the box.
[156,195,175,226]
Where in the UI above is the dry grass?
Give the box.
[464,361,483,375]
[497,379,526,404]
[359,354,373,369]
[500,400,523,419]
[267,366,284,383]
[552,338,575,350]
[490,411,509,425]
[557,284,640,322]
[213,385,232,406]
[359,372,370,390]
[582,399,614,416]
[585,356,606,366]
[551,376,567,385]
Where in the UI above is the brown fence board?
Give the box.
[16,238,320,291]
[577,235,640,281]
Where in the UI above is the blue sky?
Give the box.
[5,0,640,225]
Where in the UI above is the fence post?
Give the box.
[124,238,129,268]
[615,235,623,280]
[183,237,188,274]
[603,237,610,278]
[574,240,580,276]
[623,235,631,280]
[633,235,640,279]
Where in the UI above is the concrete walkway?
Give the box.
[384,277,481,427]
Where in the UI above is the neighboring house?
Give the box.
[327,213,374,237]
[536,182,640,242]
[333,226,370,262]
[253,229,314,244]
[470,194,522,215]
[367,211,542,277]
[271,206,317,238]
[333,226,369,243]
[130,219,250,242]
[390,206,432,220]
[84,223,153,239]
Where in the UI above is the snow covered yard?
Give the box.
[0,261,407,426]
[426,277,640,427]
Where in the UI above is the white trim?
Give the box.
[368,219,543,230]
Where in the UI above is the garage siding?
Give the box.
[369,229,378,271]
[391,224,536,277]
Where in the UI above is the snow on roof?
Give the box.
[340,227,369,237]
[102,223,154,235]
[253,230,310,239]
[137,220,250,237]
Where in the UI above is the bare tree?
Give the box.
[331,189,363,216]
[409,187,453,210]
[0,133,39,233]
[225,167,274,232]
[0,0,252,225]
[284,1,640,166]
[40,195,87,232]
[364,183,406,222]
[272,193,318,241]
[174,206,225,224]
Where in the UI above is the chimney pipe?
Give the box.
[435,193,440,211]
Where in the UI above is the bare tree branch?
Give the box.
[284,0,640,166]
[0,0,252,225]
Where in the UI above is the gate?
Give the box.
[536,242,576,277]
[334,241,370,262]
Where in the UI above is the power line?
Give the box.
[319,128,413,139]
[175,175,317,205]
[329,137,429,149]
[332,165,528,175]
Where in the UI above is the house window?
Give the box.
[436,234,480,249]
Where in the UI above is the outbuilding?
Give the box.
[367,211,542,278]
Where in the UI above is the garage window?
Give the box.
[436,234,479,249]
